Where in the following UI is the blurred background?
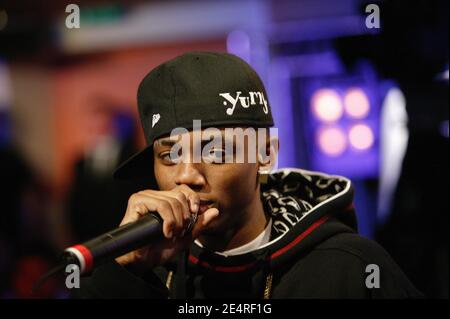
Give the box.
[0,0,448,298]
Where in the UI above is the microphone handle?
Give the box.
[64,213,163,274]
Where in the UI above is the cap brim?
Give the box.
[113,145,156,184]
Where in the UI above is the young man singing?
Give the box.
[75,52,421,298]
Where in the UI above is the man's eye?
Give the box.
[206,149,227,163]
[159,151,181,164]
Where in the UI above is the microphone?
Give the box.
[32,211,197,293]
[62,211,196,275]
[63,213,162,275]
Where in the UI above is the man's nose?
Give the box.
[174,162,206,191]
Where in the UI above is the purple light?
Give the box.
[344,87,370,119]
[302,60,380,180]
[317,126,347,156]
[349,124,374,150]
[226,30,251,63]
[311,88,343,122]
[440,120,449,138]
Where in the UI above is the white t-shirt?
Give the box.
[195,218,272,257]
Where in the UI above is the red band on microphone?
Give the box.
[72,244,94,273]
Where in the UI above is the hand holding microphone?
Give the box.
[114,184,220,270]
[33,185,219,293]
[66,184,220,275]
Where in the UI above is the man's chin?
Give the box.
[198,215,229,237]
[200,219,221,235]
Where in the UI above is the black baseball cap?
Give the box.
[114,51,274,182]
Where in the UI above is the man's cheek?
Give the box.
[155,173,174,190]
[223,186,252,207]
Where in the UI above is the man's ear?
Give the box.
[258,136,279,173]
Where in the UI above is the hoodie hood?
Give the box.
[188,168,356,272]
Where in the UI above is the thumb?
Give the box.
[191,208,219,239]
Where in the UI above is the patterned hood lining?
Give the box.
[261,168,350,240]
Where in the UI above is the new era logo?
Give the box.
[152,113,161,128]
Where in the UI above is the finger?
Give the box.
[191,208,220,239]
[127,193,176,239]
[176,185,200,214]
[146,193,186,236]
[121,193,147,225]
[139,189,189,222]
[161,191,191,224]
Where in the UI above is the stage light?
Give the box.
[344,88,370,119]
[348,124,374,150]
[311,89,343,122]
[227,30,251,63]
[317,126,347,156]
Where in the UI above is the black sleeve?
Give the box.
[318,233,424,298]
[71,261,169,299]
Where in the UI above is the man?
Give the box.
[75,51,421,298]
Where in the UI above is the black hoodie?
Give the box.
[74,169,422,299]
